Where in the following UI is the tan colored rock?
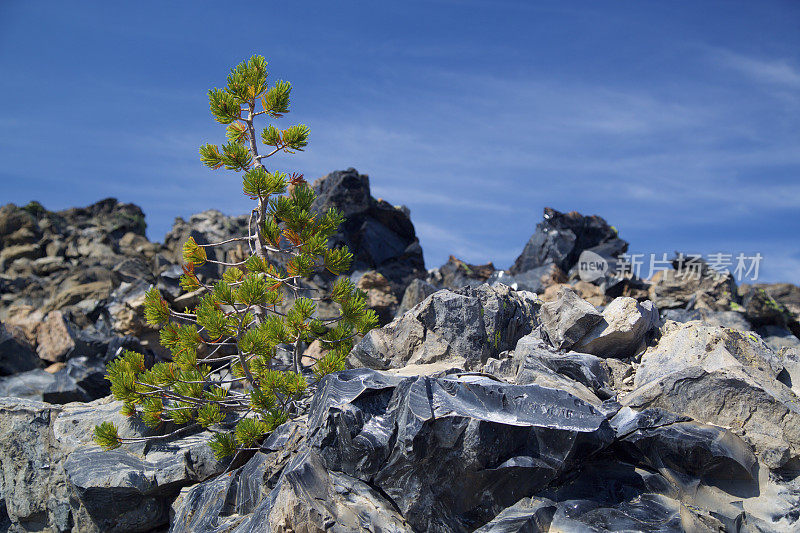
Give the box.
[356,271,398,324]
[4,305,44,346]
[302,339,325,368]
[542,281,605,306]
[44,362,66,374]
[47,280,113,312]
[36,311,75,362]
[648,268,737,312]
[0,243,43,269]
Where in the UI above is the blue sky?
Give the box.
[1,1,799,282]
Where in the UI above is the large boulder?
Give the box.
[573,297,659,359]
[349,283,539,370]
[309,369,615,531]
[510,207,627,275]
[539,286,602,350]
[625,366,800,470]
[648,257,739,312]
[311,168,425,293]
[0,397,229,532]
[169,367,800,531]
[635,321,784,388]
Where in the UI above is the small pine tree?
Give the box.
[94,55,378,460]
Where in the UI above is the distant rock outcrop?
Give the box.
[3,190,800,531]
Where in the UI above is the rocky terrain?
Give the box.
[1,167,800,532]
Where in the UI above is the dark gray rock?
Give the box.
[0,396,229,532]
[743,286,799,337]
[514,333,613,400]
[428,255,495,290]
[539,286,602,350]
[396,278,437,316]
[488,264,567,294]
[42,356,109,404]
[510,207,627,275]
[0,322,41,376]
[611,407,758,482]
[0,369,56,401]
[350,283,540,370]
[170,418,309,532]
[311,168,426,293]
[307,369,615,532]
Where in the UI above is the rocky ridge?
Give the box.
[1,172,800,531]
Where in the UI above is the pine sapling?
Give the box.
[94,55,378,460]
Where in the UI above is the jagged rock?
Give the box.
[488,264,567,294]
[396,278,436,316]
[349,283,539,370]
[0,398,71,531]
[573,297,659,359]
[170,418,309,532]
[542,280,605,306]
[759,326,800,352]
[0,322,41,375]
[742,285,799,336]
[237,451,414,533]
[514,332,613,400]
[36,310,80,362]
[161,209,249,279]
[311,168,425,292]
[355,270,398,325]
[611,407,758,482]
[625,366,800,470]
[0,369,55,400]
[0,243,44,270]
[661,307,751,331]
[0,396,229,532]
[307,369,615,531]
[635,321,783,387]
[510,207,627,275]
[0,203,41,248]
[743,283,800,318]
[429,255,495,289]
[648,258,738,312]
[539,286,602,350]
[42,356,109,404]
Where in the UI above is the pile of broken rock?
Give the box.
[1,169,800,532]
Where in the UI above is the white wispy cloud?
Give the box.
[711,49,800,88]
